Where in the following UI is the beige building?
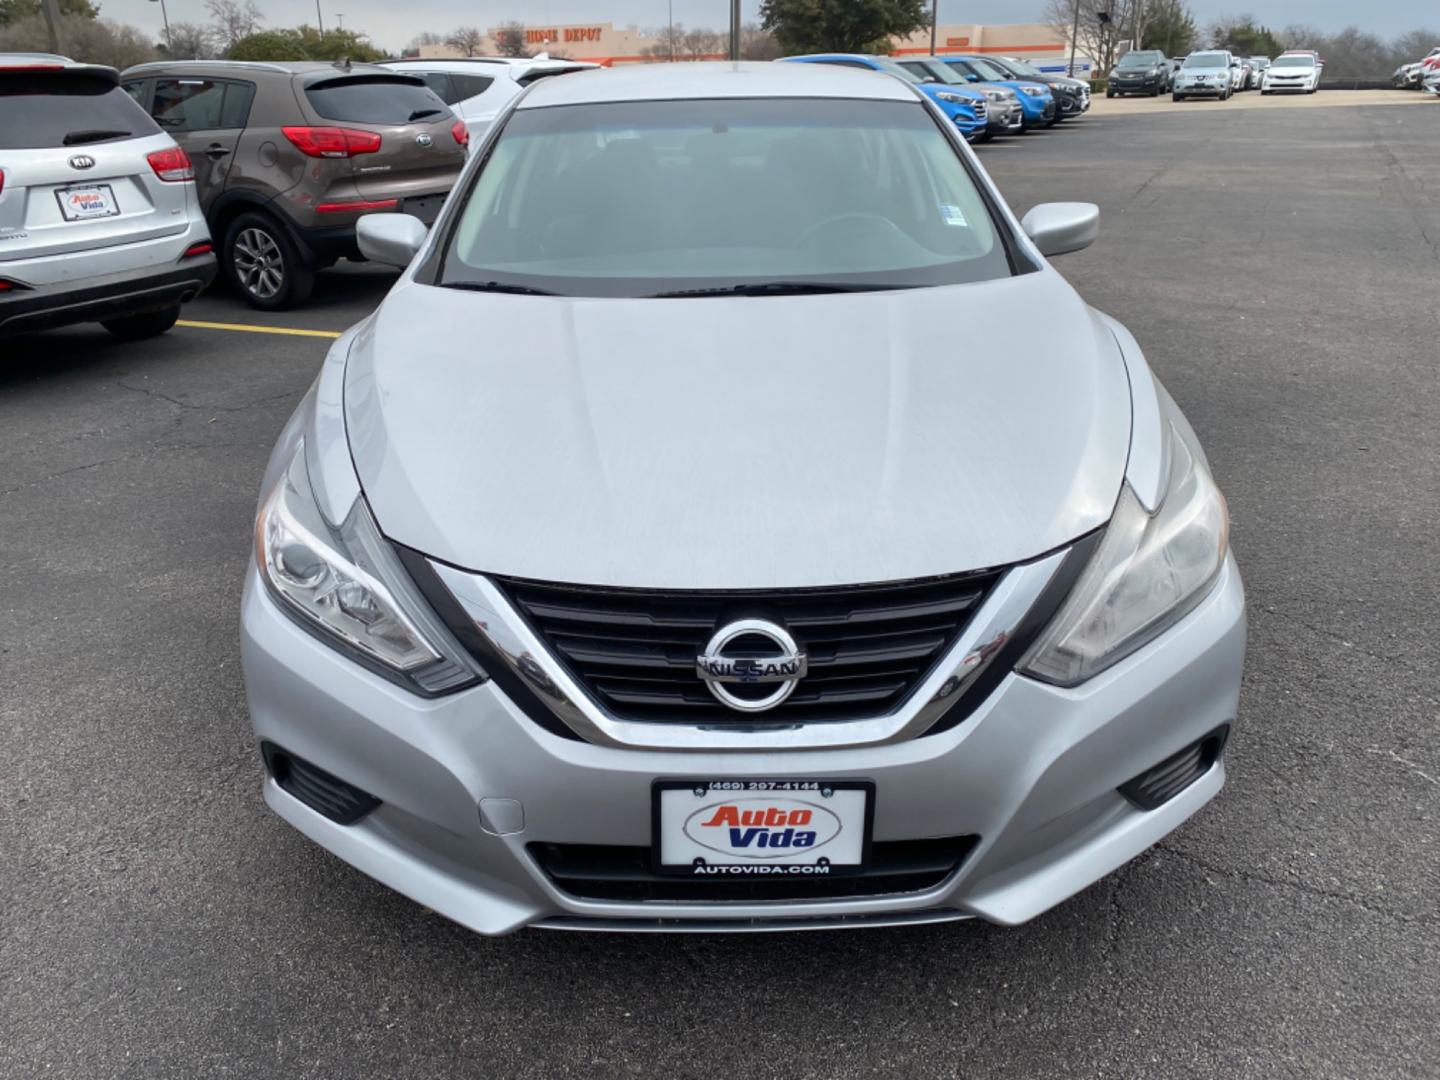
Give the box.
[416,21,1087,73]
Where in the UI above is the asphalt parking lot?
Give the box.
[4,93,1439,1079]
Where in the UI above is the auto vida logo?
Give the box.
[68,154,96,170]
[684,797,842,858]
[695,618,807,713]
[414,133,433,147]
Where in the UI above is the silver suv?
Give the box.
[0,57,214,339]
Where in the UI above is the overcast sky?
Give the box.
[103,0,1431,55]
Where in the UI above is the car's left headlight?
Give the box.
[256,441,483,695]
[1020,85,1047,97]
[1019,422,1229,686]
[934,91,970,104]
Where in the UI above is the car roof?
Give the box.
[121,59,410,80]
[382,57,597,74]
[0,52,75,65]
[517,60,916,108]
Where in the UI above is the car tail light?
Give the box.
[282,126,382,159]
[0,168,4,195]
[451,120,468,147]
[182,242,213,258]
[147,146,194,182]
[315,198,399,214]
[0,63,65,71]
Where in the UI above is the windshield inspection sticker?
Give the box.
[939,203,969,227]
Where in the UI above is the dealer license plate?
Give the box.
[55,184,119,221]
[653,779,872,877]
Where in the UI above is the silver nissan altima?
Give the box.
[241,62,1245,934]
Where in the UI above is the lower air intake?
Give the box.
[1119,725,1230,811]
[262,742,380,825]
[529,836,979,903]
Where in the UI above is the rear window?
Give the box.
[304,75,449,124]
[0,76,161,149]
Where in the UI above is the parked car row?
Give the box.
[2,49,1094,333]
[1164,49,1321,100]
[1393,45,1440,92]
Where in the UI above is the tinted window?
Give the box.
[966,58,1011,81]
[414,71,458,103]
[1184,53,1228,67]
[152,77,226,130]
[220,81,255,127]
[453,74,496,98]
[305,76,449,123]
[440,97,1011,298]
[0,77,161,149]
[122,79,148,104]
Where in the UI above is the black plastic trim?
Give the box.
[1119,725,1230,811]
[261,741,380,824]
[394,545,583,741]
[921,527,1105,737]
[0,259,214,337]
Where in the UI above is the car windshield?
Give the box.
[1184,53,1228,68]
[438,97,1011,298]
[912,60,965,84]
[965,57,1012,81]
[1117,53,1159,67]
[999,58,1045,77]
[1272,56,1315,68]
[866,56,924,83]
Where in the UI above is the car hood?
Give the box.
[345,272,1131,589]
[1182,66,1228,76]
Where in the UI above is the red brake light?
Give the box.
[146,146,194,182]
[451,120,469,147]
[281,126,382,158]
[0,63,65,71]
[0,168,5,196]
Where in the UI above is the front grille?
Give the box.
[530,836,979,902]
[493,570,1002,724]
[972,99,988,120]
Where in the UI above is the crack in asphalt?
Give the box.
[0,442,248,498]
[114,378,297,415]
[1153,842,1423,926]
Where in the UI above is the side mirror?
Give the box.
[1020,202,1100,257]
[356,213,428,269]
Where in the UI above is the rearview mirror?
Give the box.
[356,213,428,269]
[1020,202,1100,257]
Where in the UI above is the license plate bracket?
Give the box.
[55,183,119,221]
[652,779,874,878]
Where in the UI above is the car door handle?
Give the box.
[204,144,231,159]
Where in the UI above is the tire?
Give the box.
[1149,84,1159,96]
[102,305,180,341]
[1173,92,1183,101]
[1106,87,1115,98]
[223,211,314,311]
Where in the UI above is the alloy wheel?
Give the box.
[233,227,285,301]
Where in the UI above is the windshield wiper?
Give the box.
[440,280,563,296]
[63,129,131,145]
[651,281,907,298]
[407,108,443,121]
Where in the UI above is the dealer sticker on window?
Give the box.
[653,779,872,877]
[55,184,120,221]
[939,203,969,227]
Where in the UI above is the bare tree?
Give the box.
[444,24,485,56]
[0,12,157,65]
[205,0,261,53]
[1041,0,1138,74]
[739,22,780,60]
[163,19,216,58]
[493,20,528,58]
[640,22,684,61]
[402,30,443,56]
[680,26,724,58]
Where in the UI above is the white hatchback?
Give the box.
[379,56,599,149]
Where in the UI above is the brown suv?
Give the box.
[120,59,467,309]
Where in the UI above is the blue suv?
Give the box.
[943,55,1058,129]
[779,53,988,141]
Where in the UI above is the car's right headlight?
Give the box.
[1020,85,1046,97]
[1019,422,1229,686]
[256,441,483,695]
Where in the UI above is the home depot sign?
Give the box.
[526,26,604,44]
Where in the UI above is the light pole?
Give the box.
[929,0,937,56]
[336,12,344,30]
[667,0,674,61]
[315,0,324,37]
[729,0,740,60]
[1067,0,1080,77]
[148,0,171,52]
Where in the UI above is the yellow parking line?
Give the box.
[177,319,342,339]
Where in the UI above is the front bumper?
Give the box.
[0,257,215,337]
[1176,81,1226,96]
[241,550,1246,935]
[986,102,1025,133]
[1111,77,1160,94]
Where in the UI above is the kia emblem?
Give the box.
[415,133,433,147]
[68,154,96,170]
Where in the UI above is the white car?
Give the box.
[380,56,598,148]
[0,57,215,339]
[1262,53,1320,94]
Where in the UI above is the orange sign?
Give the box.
[525,26,603,44]
[946,36,970,46]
